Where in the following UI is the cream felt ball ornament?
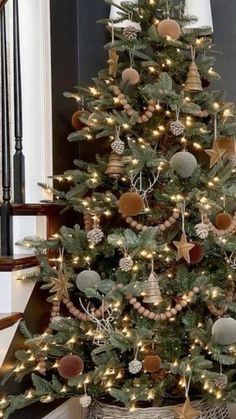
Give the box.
[170,150,197,178]
[157,19,181,41]
[58,355,84,379]
[122,67,140,85]
[76,270,101,292]
[212,317,236,346]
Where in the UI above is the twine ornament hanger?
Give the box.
[173,201,195,263]
[205,113,225,168]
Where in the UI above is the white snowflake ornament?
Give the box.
[195,222,209,239]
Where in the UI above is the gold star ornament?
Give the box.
[173,233,195,264]
[107,48,119,77]
[49,271,73,301]
[173,398,201,419]
[205,139,225,168]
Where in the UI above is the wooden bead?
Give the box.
[118,94,125,100]
[114,88,121,95]
[141,115,149,123]
[171,308,177,315]
[164,220,171,228]
[120,99,128,106]
[159,224,166,231]
[66,302,74,308]
[173,212,180,219]
[148,312,155,320]
[124,104,132,111]
[180,300,187,307]
[137,117,143,124]
[145,111,153,118]
[193,287,200,293]
[136,223,143,231]
[147,105,155,112]
[143,309,150,317]
[148,99,156,105]
[127,110,134,116]
[188,291,194,297]
[175,304,182,312]
[63,298,68,304]
[154,314,161,321]
[142,226,148,231]
[169,217,176,223]
[166,311,172,318]
[160,313,167,321]
[138,307,145,314]
[130,298,137,305]
[131,221,138,227]
[134,302,141,309]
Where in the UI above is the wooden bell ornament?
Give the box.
[184,47,202,92]
[105,152,125,179]
[143,261,162,305]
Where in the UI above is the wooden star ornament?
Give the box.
[173,398,201,419]
[205,139,225,168]
[49,271,73,301]
[107,48,119,77]
[173,233,195,264]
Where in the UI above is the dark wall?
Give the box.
[212,0,236,101]
[50,0,236,176]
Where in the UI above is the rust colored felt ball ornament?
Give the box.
[215,212,232,230]
[216,136,235,156]
[188,242,205,265]
[122,68,140,85]
[118,192,144,217]
[71,110,88,130]
[143,355,161,373]
[58,355,84,379]
[157,19,181,41]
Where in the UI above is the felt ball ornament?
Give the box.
[58,355,84,379]
[212,317,236,346]
[170,151,197,178]
[122,68,140,85]
[76,270,101,292]
[71,110,88,130]
[118,192,144,217]
[215,212,232,230]
[143,355,161,373]
[216,136,235,156]
[157,19,181,40]
[188,242,205,265]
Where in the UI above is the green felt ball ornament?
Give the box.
[170,151,197,178]
[58,355,84,379]
[212,317,236,346]
[76,270,101,292]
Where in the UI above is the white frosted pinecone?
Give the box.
[128,359,142,374]
[213,374,228,390]
[111,139,125,155]
[170,120,185,136]
[123,25,139,40]
[195,222,209,239]
[87,228,104,244]
[80,395,92,408]
[119,256,134,272]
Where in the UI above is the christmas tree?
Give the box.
[2,0,236,417]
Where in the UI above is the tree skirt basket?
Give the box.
[85,400,230,419]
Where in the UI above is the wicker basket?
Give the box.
[85,400,230,419]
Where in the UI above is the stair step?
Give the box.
[0,313,23,331]
[10,203,61,216]
[0,255,38,272]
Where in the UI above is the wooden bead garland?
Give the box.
[207,289,234,317]
[122,207,181,232]
[109,85,156,124]
[202,212,236,236]
[128,287,200,322]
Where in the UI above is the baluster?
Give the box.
[13,0,25,203]
[1,6,13,255]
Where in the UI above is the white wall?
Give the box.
[7,0,53,203]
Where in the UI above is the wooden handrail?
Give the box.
[0,313,23,331]
[0,0,8,12]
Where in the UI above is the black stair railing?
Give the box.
[1,5,13,256]
[13,0,25,203]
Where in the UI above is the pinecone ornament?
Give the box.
[119,256,134,272]
[87,228,104,244]
[111,139,125,155]
[213,374,228,390]
[170,120,185,136]
[80,394,92,408]
[195,222,209,239]
[123,25,139,41]
[129,359,142,374]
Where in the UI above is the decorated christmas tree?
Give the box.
[2,1,236,418]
